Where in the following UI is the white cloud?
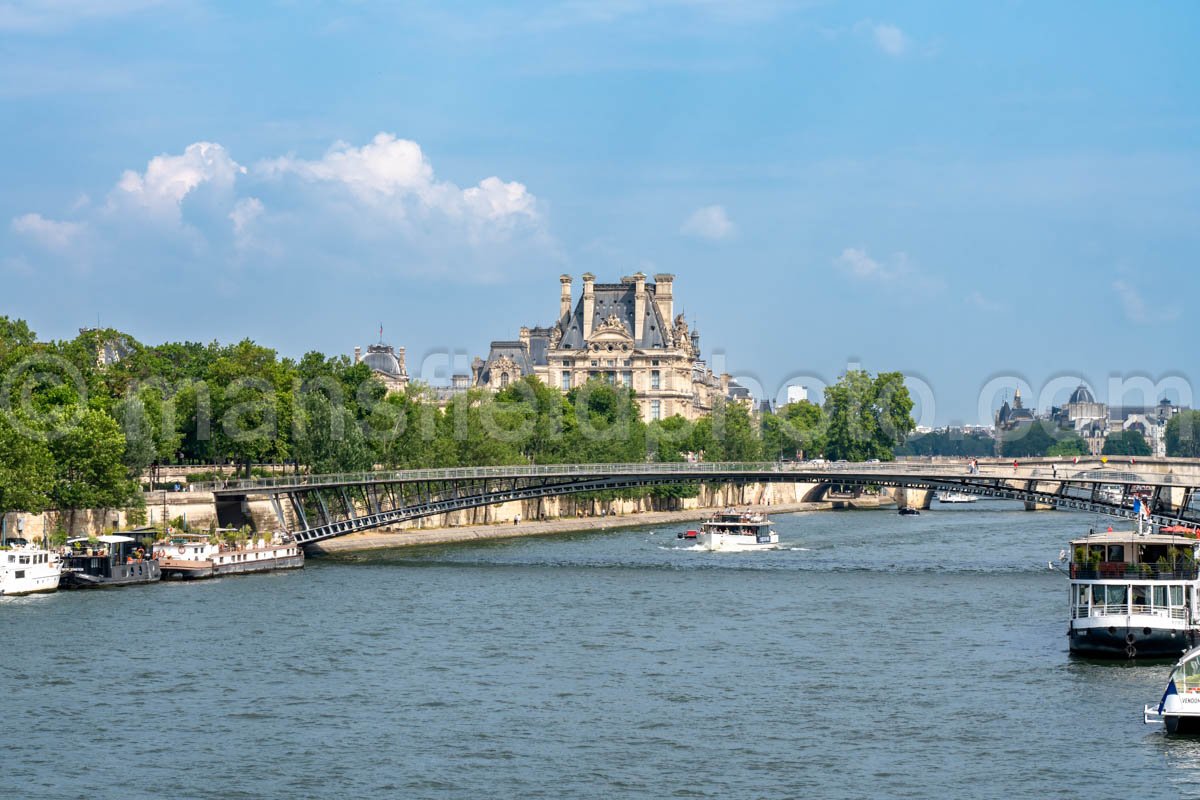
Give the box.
[966,290,1005,312]
[1113,279,1180,325]
[11,213,85,250]
[257,133,537,229]
[0,0,168,32]
[680,204,735,240]
[835,247,943,295]
[110,141,244,221]
[11,133,554,282]
[872,23,909,56]
[836,246,886,279]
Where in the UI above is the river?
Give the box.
[1,501,1192,798]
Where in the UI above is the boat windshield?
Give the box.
[1174,656,1200,694]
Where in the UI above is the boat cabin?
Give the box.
[1068,530,1199,623]
[63,535,152,576]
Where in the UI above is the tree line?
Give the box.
[0,317,918,518]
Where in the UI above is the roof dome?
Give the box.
[363,344,401,376]
[1069,384,1095,405]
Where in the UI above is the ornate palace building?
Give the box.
[473,273,736,421]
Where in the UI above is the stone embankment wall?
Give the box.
[3,482,829,540]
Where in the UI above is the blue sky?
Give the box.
[2,0,1197,425]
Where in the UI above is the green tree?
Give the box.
[1102,429,1152,457]
[1047,436,1089,457]
[0,412,54,515]
[48,408,137,524]
[823,370,915,461]
[293,390,373,474]
[1167,412,1200,457]
[712,400,762,461]
[762,400,827,460]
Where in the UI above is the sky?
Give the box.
[2,0,1198,426]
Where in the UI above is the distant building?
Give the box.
[785,385,808,405]
[473,273,739,421]
[995,388,1036,431]
[353,342,409,394]
[78,327,134,367]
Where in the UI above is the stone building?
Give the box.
[353,342,409,394]
[473,273,735,421]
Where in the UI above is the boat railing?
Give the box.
[1071,604,1188,620]
[1069,563,1200,580]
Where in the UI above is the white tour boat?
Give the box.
[936,491,977,504]
[1145,645,1200,734]
[156,531,304,580]
[695,510,779,552]
[1064,518,1200,659]
[0,538,61,596]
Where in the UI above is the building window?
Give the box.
[605,372,615,385]
[622,371,633,386]
[651,359,660,366]
[500,372,510,387]
[650,400,661,420]
[561,371,571,391]
[623,360,631,367]
[590,360,598,367]
[606,359,615,367]
[651,370,661,390]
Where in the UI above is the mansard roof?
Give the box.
[556,283,670,350]
[478,341,534,385]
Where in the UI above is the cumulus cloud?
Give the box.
[836,246,887,279]
[680,204,735,240]
[10,132,554,281]
[257,133,537,230]
[109,141,244,221]
[966,290,1005,312]
[11,213,86,251]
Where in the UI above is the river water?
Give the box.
[1,501,1193,798]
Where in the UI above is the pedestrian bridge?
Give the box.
[199,460,1200,546]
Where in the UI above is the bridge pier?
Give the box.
[892,487,933,510]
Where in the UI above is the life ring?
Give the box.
[177,546,186,555]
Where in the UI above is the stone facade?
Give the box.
[473,273,735,421]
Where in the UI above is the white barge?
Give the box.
[1145,645,1200,734]
[1066,525,1200,659]
[156,532,303,580]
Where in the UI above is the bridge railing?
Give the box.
[187,459,1198,493]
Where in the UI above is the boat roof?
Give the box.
[1070,531,1198,546]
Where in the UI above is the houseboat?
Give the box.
[1144,645,1200,734]
[0,538,61,596]
[695,510,779,552]
[156,531,303,580]
[936,491,977,504]
[60,534,161,589]
[1065,523,1200,658]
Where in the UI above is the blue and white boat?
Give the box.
[1145,646,1200,734]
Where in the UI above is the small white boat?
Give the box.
[1145,645,1200,734]
[936,491,977,504]
[695,510,779,552]
[0,538,61,596]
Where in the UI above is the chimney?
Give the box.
[654,273,674,327]
[519,326,530,352]
[582,272,595,340]
[634,271,646,341]
[353,346,362,364]
[559,274,573,320]
[397,346,407,376]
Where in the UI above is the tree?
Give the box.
[823,370,915,461]
[762,400,827,460]
[712,400,762,461]
[1102,429,1152,457]
[1167,412,1200,457]
[48,408,138,522]
[293,390,372,474]
[0,412,54,516]
[1047,437,1089,457]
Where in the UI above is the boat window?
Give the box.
[1155,585,1169,607]
[1073,585,1090,605]
[1172,586,1185,606]
[1106,545,1125,562]
[1132,585,1149,609]
[1096,585,1127,606]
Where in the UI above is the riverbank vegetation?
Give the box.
[0,317,915,518]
